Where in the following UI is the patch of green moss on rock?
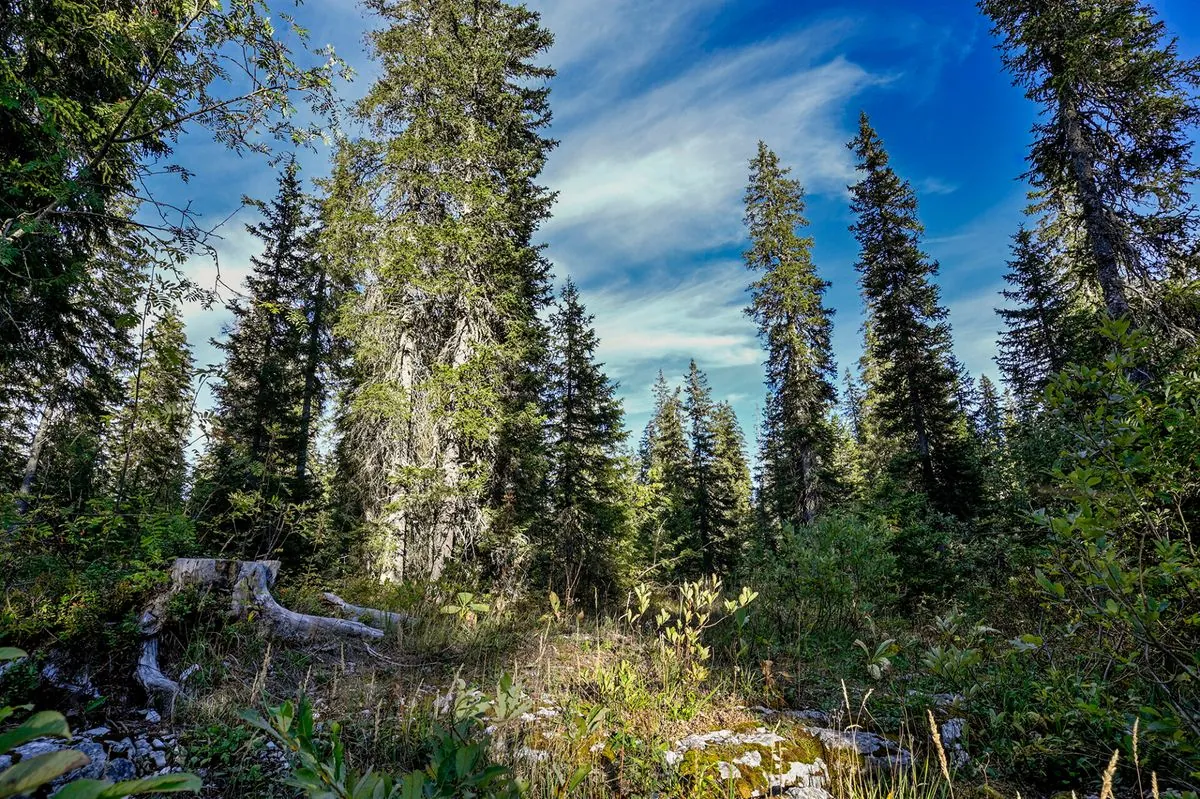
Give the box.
[674,730,828,798]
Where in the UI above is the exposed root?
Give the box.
[321,591,416,629]
[135,558,409,709]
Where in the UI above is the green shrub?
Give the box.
[747,512,899,637]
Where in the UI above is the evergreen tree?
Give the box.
[0,0,338,459]
[637,373,692,572]
[996,226,1073,408]
[193,163,328,558]
[949,356,980,421]
[981,0,1200,324]
[539,280,628,601]
[841,369,866,445]
[111,308,194,508]
[974,375,1005,448]
[683,360,716,575]
[848,113,978,515]
[330,0,556,580]
[743,141,837,528]
[708,401,753,573]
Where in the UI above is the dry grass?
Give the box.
[159,586,1160,799]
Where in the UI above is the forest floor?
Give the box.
[10,573,1057,799]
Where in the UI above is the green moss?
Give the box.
[777,731,823,765]
[676,732,827,798]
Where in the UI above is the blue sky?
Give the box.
[177,0,1200,448]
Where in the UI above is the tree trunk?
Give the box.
[1061,105,1132,318]
[16,402,57,513]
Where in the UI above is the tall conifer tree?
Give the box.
[743,142,837,528]
[193,163,328,557]
[330,0,556,580]
[637,373,692,572]
[981,0,1200,325]
[684,360,716,575]
[539,280,627,600]
[848,114,978,515]
[996,226,1073,408]
[111,308,194,508]
[709,400,753,574]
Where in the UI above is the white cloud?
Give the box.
[918,177,959,196]
[946,286,1006,384]
[588,261,758,375]
[542,28,881,272]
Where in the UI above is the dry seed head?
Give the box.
[928,709,951,783]
[1100,750,1119,799]
[1132,716,1140,765]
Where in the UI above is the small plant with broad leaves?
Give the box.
[242,675,528,798]
[652,578,758,688]
[0,647,200,799]
[854,637,899,681]
[439,591,491,630]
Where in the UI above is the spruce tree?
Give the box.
[996,226,1072,408]
[841,369,866,445]
[111,308,194,508]
[540,280,628,601]
[981,0,1200,324]
[708,401,753,574]
[330,0,556,580]
[743,141,837,528]
[683,360,716,575]
[637,373,692,572]
[848,113,978,515]
[193,163,327,557]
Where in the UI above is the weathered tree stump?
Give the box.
[135,558,405,709]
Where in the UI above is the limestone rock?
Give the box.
[801,726,911,768]
[666,727,829,796]
[104,757,137,782]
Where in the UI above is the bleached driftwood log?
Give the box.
[136,558,402,709]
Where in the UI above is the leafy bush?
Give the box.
[1034,320,1200,783]
[747,512,898,636]
[0,498,197,646]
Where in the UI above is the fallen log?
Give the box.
[135,558,405,709]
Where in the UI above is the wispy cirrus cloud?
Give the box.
[542,22,880,275]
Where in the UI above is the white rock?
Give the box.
[715,761,741,781]
[14,740,64,760]
[785,788,834,799]
[733,750,762,768]
[939,717,969,768]
[802,727,911,768]
[771,758,828,790]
